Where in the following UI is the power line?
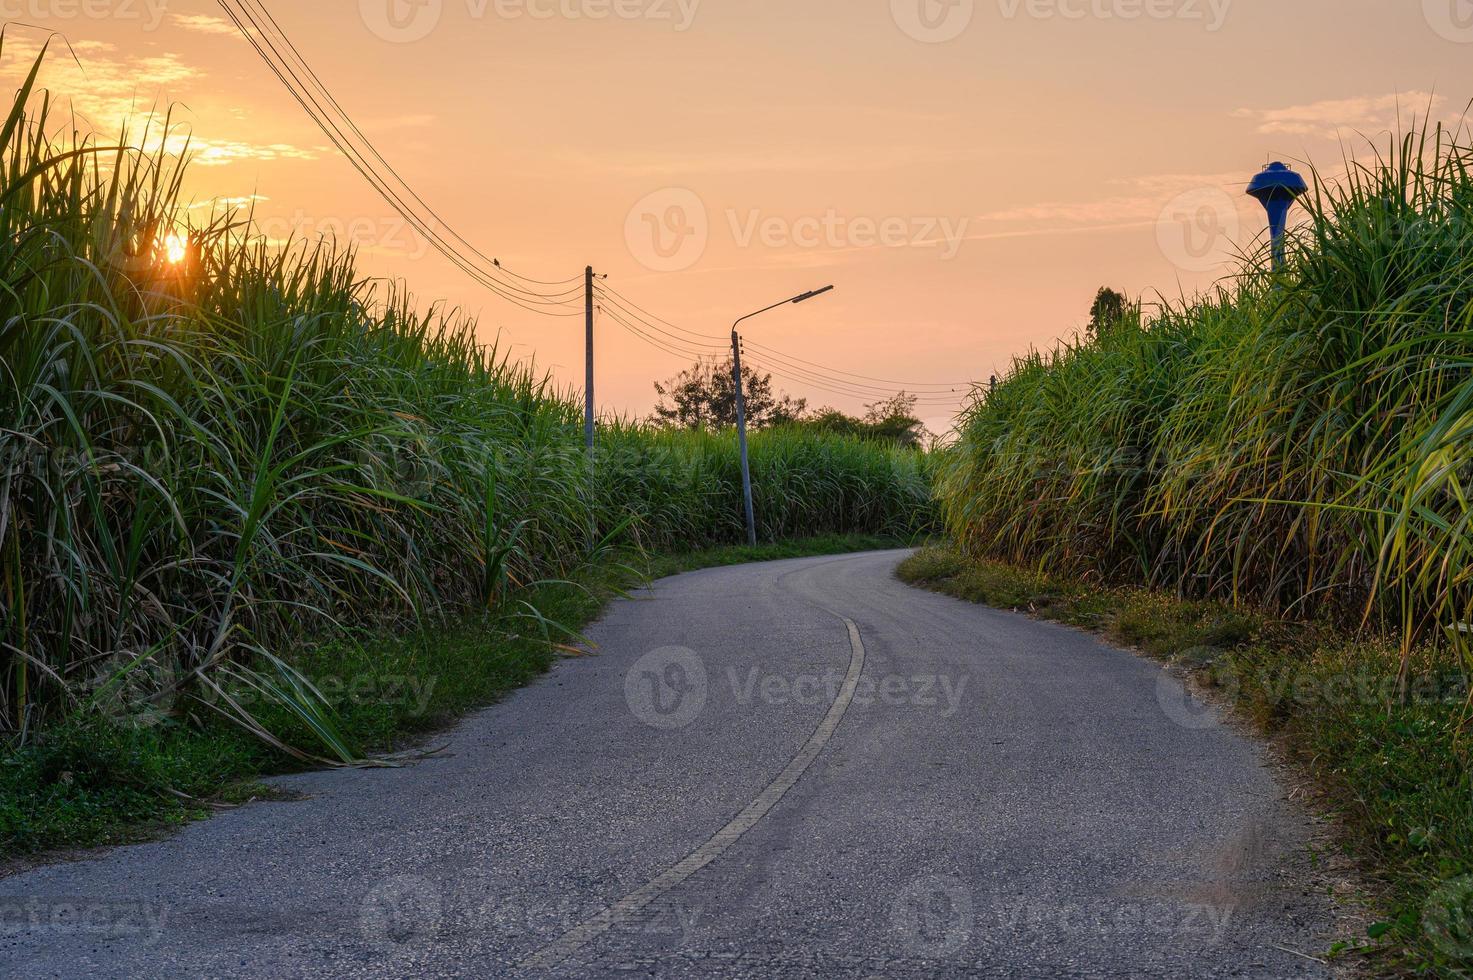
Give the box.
[597,279,974,392]
[221,1,976,416]
[239,0,584,293]
[742,344,971,396]
[227,0,577,306]
[742,338,973,390]
[593,285,725,353]
[594,281,728,342]
[217,0,584,316]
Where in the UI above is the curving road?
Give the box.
[0,551,1334,978]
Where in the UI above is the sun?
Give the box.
[163,233,187,265]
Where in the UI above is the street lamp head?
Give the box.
[791,285,835,304]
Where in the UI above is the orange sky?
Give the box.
[9,1,1473,433]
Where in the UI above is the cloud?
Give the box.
[0,34,318,167]
[975,171,1248,228]
[185,195,270,211]
[172,13,241,36]
[1233,92,1448,140]
[178,140,319,166]
[581,146,987,178]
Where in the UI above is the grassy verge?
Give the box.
[897,546,1473,978]
[1,534,904,862]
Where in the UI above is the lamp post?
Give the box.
[731,285,835,546]
[1247,162,1308,271]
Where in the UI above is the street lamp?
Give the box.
[1247,162,1308,271]
[731,285,835,546]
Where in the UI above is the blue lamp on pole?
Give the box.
[1247,162,1308,270]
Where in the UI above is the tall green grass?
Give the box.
[0,43,933,753]
[938,123,1473,682]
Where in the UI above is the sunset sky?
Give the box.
[10,0,1472,433]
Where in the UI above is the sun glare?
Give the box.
[164,233,187,265]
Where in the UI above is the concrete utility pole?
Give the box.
[585,266,595,452]
[730,285,835,547]
[730,330,757,547]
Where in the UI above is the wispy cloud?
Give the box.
[185,194,270,211]
[580,146,987,178]
[1233,92,1448,140]
[976,171,1247,228]
[0,34,318,167]
[172,13,240,36]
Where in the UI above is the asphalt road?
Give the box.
[0,550,1334,978]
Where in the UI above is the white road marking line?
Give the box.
[518,616,867,973]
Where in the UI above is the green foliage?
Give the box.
[1087,286,1138,341]
[0,46,935,758]
[800,392,930,448]
[651,355,807,429]
[2,534,901,856]
[937,126,1473,685]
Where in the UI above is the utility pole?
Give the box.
[584,266,595,452]
[730,285,835,548]
[731,329,757,547]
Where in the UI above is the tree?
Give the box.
[861,392,928,448]
[652,357,807,430]
[1087,286,1135,340]
[802,393,928,448]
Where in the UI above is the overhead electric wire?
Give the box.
[593,281,729,342]
[596,279,977,395]
[226,0,579,304]
[742,338,974,390]
[593,285,726,353]
[741,345,972,397]
[223,0,978,409]
[744,358,970,406]
[218,0,584,316]
[600,283,971,402]
[237,0,584,293]
[597,304,724,361]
